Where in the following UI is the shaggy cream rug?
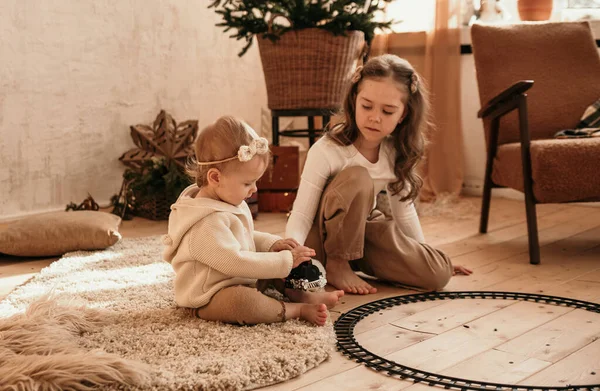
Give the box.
[0,236,336,391]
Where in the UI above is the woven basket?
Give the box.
[258,28,365,110]
[133,191,172,221]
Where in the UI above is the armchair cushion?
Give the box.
[492,137,600,203]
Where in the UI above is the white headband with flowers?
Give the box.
[196,137,269,166]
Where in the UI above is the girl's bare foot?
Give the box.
[325,259,377,295]
[285,288,344,308]
[285,303,328,326]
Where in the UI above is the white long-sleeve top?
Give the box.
[285,136,425,245]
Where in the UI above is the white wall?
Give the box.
[2,1,599,220]
[0,0,268,220]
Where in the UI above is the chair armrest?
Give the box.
[478,80,534,118]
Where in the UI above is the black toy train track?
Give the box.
[334,291,600,391]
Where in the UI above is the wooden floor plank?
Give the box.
[443,261,530,291]
[400,349,551,391]
[544,279,600,302]
[576,268,600,283]
[486,227,600,293]
[422,199,573,250]
[353,300,444,335]
[384,301,572,373]
[519,339,600,387]
[442,220,600,293]
[441,349,551,384]
[357,323,434,357]
[296,364,413,391]
[330,282,411,315]
[390,298,513,335]
[449,208,600,270]
[436,204,590,258]
[495,308,600,363]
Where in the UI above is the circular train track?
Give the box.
[334,291,600,391]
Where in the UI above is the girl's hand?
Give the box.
[291,245,316,268]
[270,238,300,252]
[453,265,473,276]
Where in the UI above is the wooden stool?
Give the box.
[271,108,334,146]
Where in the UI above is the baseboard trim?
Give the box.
[461,179,525,200]
[0,199,113,223]
[0,206,66,223]
[462,179,600,207]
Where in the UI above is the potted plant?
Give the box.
[113,157,192,221]
[209,0,394,110]
[112,110,197,220]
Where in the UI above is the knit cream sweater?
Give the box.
[163,185,293,308]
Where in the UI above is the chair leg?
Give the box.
[479,173,493,233]
[517,96,540,265]
[523,189,540,265]
[480,117,500,234]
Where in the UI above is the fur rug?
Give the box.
[0,236,336,391]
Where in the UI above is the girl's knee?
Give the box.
[327,166,373,203]
[419,256,453,291]
[420,268,452,291]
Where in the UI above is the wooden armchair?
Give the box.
[471,22,600,265]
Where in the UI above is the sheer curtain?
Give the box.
[372,0,464,201]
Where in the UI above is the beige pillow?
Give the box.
[0,211,122,257]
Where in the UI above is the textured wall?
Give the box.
[0,0,267,220]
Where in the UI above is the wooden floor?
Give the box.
[2,196,600,390]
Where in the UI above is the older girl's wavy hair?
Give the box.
[187,116,269,188]
[327,54,431,202]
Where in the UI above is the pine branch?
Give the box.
[208,0,394,57]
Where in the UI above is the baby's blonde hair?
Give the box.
[187,116,269,187]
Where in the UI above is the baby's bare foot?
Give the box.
[286,288,344,308]
[326,260,377,295]
[300,303,328,326]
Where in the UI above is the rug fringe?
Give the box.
[417,193,479,220]
[0,296,150,391]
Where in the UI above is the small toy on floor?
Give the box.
[284,260,327,292]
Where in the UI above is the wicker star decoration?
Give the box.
[119,110,198,170]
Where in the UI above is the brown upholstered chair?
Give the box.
[471,21,600,265]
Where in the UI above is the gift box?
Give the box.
[258,146,299,213]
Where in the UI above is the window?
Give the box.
[567,0,600,8]
[384,0,436,32]
[563,0,600,20]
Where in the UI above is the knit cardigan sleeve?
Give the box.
[253,231,282,253]
[189,215,293,279]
